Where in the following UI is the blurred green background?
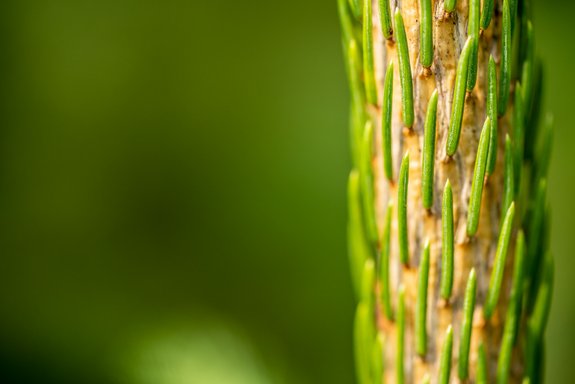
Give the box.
[0,0,570,383]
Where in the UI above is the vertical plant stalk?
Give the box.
[340,0,554,382]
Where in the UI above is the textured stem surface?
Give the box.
[341,0,553,383]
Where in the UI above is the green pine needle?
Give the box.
[467,117,491,237]
[438,325,453,384]
[347,170,371,298]
[484,202,516,319]
[480,0,494,30]
[380,200,394,320]
[416,241,431,356]
[398,152,410,266]
[525,325,542,384]
[521,58,532,106]
[510,230,527,346]
[338,0,355,47]
[447,36,475,156]
[496,230,526,384]
[521,23,536,161]
[354,302,373,384]
[348,0,362,20]
[529,252,554,341]
[521,21,535,112]
[444,0,456,13]
[527,179,547,283]
[502,134,515,222]
[372,332,385,384]
[394,8,414,128]
[497,309,515,384]
[477,341,488,384]
[466,0,480,91]
[526,252,553,383]
[397,285,406,384]
[379,0,393,40]
[356,260,376,384]
[382,62,394,181]
[526,62,544,159]
[345,38,363,105]
[514,83,525,197]
[422,90,438,210]
[361,258,375,307]
[526,180,548,314]
[441,180,454,301]
[534,115,553,183]
[498,0,512,117]
[486,56,498,175]
[458,269,477,380]
[360,121,378,245]
[509,0,518,35]
[522,63,535,160]
[344,39,365,167]
[419,0,433,68]
[363,0,377,105]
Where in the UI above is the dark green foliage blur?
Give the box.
[0,0,570,383]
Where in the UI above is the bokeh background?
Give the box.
[0,0,570,383]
